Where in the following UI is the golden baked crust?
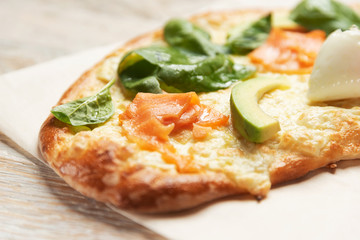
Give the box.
[39,25,243,213]
[39,9,360,213]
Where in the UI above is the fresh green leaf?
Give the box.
[118,56,162,95]
[290,0,360,35]
[157,54,255,92]
[164,18,226,56]
[118,46,255,94]
[51,78,116,126]
[226,14,272,55]
[118,47,181,95]
[118,18,257,95]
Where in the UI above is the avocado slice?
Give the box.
[230,77,290,143]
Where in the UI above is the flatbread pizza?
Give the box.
[39,0,360,213]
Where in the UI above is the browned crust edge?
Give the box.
[38,8,360,213]
[38,13,247,212]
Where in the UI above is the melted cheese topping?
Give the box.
[86,10,360,197]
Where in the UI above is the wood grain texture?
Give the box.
[0,0,214,74]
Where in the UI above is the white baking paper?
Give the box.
[1,1,359,239]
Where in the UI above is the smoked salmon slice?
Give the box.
[119,92,229,172]
[248,28,326,74]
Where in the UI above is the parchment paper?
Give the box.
[1,1,360,239]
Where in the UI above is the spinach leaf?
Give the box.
[226,14,272,55]
[157,54,255,92]
[51,78,115,126]
[290,0,360,35]
[164,18,225,56]
[118,47,184,95]
[118,46,255,94]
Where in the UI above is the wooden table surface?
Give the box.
[0,0,211,239]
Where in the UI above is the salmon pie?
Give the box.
[39,0,360,212]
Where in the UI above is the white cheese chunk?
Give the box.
[307,26,360,102]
